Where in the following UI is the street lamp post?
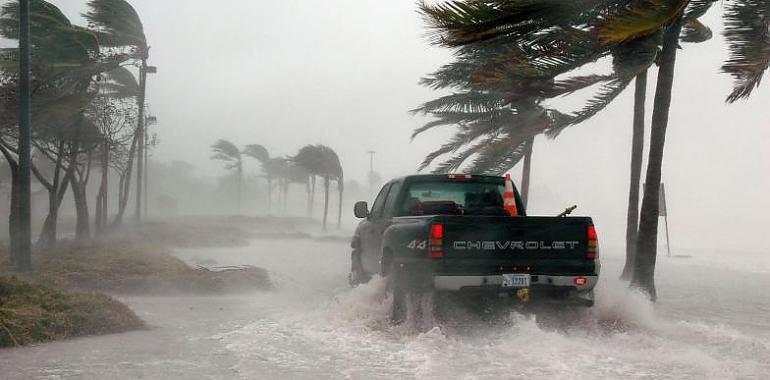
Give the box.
[134,63,156,223]
[367,150,376,195]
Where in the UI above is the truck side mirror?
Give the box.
[354,201,369,218]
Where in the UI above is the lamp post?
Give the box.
[134,63,156,223]
[367,150,376,195]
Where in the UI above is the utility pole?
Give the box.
[15,0,32,272]
[367,150,376,194]
[133,63,155,223]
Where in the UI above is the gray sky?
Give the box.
[39,1,770,252]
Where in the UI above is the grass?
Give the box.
[0,276,144,348]
[14,240,271,294]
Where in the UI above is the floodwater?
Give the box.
[1,237,768,379]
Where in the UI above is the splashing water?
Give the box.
[2,239,768,379]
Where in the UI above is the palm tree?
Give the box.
[294,144,343,230]
[100,66,140,228]
[211,139,243,211]
[621,1,716,280]
[84,0,150,223]
[418,0,690,298]
[242,144,272,210]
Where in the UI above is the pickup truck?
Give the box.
[350,174,600,323]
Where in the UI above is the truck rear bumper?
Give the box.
[433,274,598,292]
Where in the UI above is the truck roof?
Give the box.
[388,174,505,184]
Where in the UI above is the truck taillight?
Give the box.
[429,223,444,258]
[587,224,598,260]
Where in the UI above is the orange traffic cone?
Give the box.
[503,174,518,216]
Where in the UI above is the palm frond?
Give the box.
[596,0,689,45]
[680,17,712,43]
[721,0,770,103]
[84,0,147,51]
[211,139,241,163]
[418,0,599,47]
[242,144,270,163]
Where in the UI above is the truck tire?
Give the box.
[348,250,371,287]
[387,262,408,324]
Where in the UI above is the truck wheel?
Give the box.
[348,250,371,287]
[387,262,407,324]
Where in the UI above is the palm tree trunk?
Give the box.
[267,176,272,213]
[621,71,648,280]
[337,180,344,229]
[322,177,330,231]
[134,59,147,224]
[113,132,138,227]
[520,137,534,208]
[631,15,685,300]
[95,143,109,236]
[310,176,316,217]
[237,163,243,213]
[306,177,312,216]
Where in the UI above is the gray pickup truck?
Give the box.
[350,174,600,323]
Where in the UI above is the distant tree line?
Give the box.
[416,0,770,299]
[0,0,155,267]
[211,141,344,231]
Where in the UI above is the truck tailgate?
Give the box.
[438,215,594,274]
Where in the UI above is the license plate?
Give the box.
[502,273,530,288]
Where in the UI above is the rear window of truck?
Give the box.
[399,181,507,216]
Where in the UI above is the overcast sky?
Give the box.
[28,1,770,253]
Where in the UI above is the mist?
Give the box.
[1,0,769,379]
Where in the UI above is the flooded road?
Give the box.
[2,238,769,379]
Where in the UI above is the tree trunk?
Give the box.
[267,176,272,213]
[621,71,648,280]
[306,177,312,216]
[71,175,90,240]
[310,176,316,217]
[113,132,138,227]
[322,177,330,231]
[8,164,19,268]
[282,178,289,215]
[337,180,343,229]
[37,169,71,250]
[236,163,243,214]
[520,137,534,208]
[631,16,685,300]
[95,144,109,236]
[134,59,148,223]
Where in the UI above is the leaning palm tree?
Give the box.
[621,0,717,280]
[211,140,243,211]
[294,144,343,230]
[84,0,150,223]
[242,144,272,210]
[418,0,690,298]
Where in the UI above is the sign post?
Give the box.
[659,183,671,257]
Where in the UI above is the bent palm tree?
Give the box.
[211,140,243,211]
[242,144,272,210]
[84,0,150,223]
[294,145,343,230]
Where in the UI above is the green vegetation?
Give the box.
[0,276,144,348]
[0,240,270,294]
[416,0,770,299]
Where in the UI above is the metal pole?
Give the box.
[143,123,149,218]
[663,213,671,257]
[16,0,32,272]
[367,150,375,194]
[134,60,147,223]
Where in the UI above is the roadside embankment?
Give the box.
[0,276,144,348]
